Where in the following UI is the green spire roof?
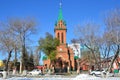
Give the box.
[55,2,67,27]
[58,2,63,21]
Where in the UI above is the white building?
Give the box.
[68,43,81,58]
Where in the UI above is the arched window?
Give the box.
[61,23,62,27]
[61,32,64,43]
[57,33,60,40]
[59,23,60,28]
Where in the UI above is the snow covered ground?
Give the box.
[1,77,74,80]
[0,74,120,80]
[75,74,120,80]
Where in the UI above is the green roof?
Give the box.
[58,7,63,21]
[42,56,47,60]
[55,3,67,27]
[74,56,79,59]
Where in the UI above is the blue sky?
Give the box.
[0,0,120,64]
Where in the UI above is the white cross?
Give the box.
[59,2,62,8]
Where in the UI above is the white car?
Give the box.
[90,70,106,76]
[28,69,41,76]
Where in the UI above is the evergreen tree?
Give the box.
[29,53,34,68]
[22,46,29,70]
[38,32,59,68]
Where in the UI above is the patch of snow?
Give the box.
[0,74,120,80]
[75,74,120,80]
[0,77,74,80]
[75,74,100,80]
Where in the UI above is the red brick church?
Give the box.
[43,3,75,71]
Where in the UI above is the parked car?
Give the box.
[90,70,106,76]
[27,69,41,76]
[0,70,3,77]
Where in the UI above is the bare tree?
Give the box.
[74,22,101,70]
[9,17,37,70]
[104,8,120,72]
[0,17,37,72]
[34,47,41,66]
[0,28,15,71]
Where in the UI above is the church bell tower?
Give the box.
[54,2,67,44]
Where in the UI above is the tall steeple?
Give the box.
[58,2,63,21]
[55,1,67,44]
[55,1,66,27]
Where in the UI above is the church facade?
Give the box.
[43,4,75,71]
